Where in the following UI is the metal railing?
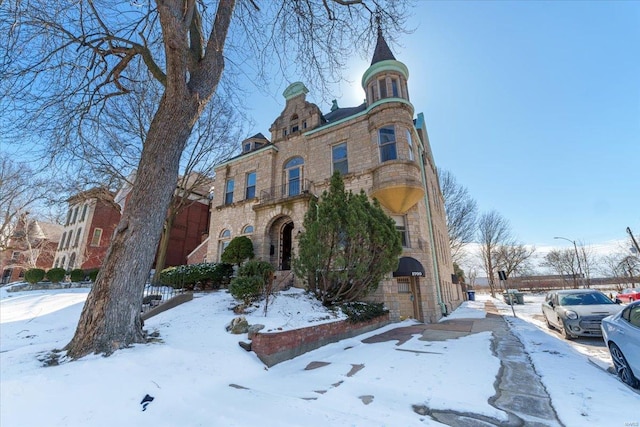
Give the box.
[141,284,184,314]
[259,179,313,205]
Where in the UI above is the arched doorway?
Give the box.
[281,222,294,270]
[268,216,294,271]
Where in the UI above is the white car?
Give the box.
[541,289,622,339]
[601,301,640,389]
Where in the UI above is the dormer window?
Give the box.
[290,113,299,133]
[243,142,252,153]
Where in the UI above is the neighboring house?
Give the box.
[1,214,63,284]
[55,174,212,273]
[53,188,121,271]
[206,31,462,322]
[159,172,212,267]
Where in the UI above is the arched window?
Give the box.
[219,229,231,261]
[68,252,76,269]
[66,230,74,249]
[284,157,304,196]
[74,228,82,247]
[242,225,254,234]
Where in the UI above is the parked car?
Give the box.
[617,288,640,303]
[541,289,623,339]
[601,301,640,389]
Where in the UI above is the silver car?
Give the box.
[541,289,622,339]
[601,301,640,389]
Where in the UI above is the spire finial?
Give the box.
[370,10,396,65]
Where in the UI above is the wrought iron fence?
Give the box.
[141,284,183,314]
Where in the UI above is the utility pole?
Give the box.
[554,236,584,289]
[627,227,640,255]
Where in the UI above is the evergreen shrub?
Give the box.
[87,269,100,282]
[69,269,85,282]
[46,268,66,283]
[229,276,263,305]
[159,263,233,289]
[24,268,45,284]
[340,301,389,323]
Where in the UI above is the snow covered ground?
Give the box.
[1,285,638,427]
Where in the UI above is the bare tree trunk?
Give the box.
[65,94,199,358]
[65,0,234,359]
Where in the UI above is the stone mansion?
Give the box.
[206,32,462,322]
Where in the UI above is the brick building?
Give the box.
[206,32,462,322]
[1,215,63,284]
[53,188,121,271]
[53,176,211,273]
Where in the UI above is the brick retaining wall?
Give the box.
[250,314,390,367]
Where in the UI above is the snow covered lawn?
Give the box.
[1,286,638,426]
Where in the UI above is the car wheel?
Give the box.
[560,322,574,340]
[544,315,555,330]
[609,343,640,389]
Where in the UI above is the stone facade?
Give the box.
[206,33,462,322]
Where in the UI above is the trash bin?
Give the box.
[466,290,475,301]
[503,290,524,305]
[514,292,524,305]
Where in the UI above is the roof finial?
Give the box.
[375,8,382,36]
[370,9,396,65]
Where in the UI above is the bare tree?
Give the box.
[437,168,477,263]
[0,155,53,252]
[576,243,595,288]
[493,243,536,280]
[477,210,512,297]
[599,252,639,289]
[542,249,581,289]
[1,0,410,359]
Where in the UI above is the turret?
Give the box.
[362,28,410,106]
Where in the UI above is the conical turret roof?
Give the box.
[371,28,396,65]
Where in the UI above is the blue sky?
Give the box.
[244,1,640,252]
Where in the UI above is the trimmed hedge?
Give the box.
[221,236,254,266]
[69,268,85,283]
[46,268,66,284]
[159,262,233,290]
[24,268,46,284]
[87,269,99,282]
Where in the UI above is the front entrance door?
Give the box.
[397,277,421,320]
[281,222,293,270]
